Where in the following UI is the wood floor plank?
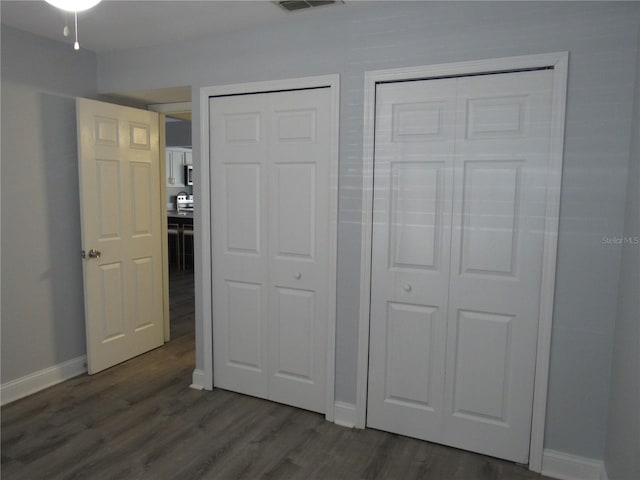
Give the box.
[1,270,555,480]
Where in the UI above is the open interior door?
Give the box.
[77,98,165,374]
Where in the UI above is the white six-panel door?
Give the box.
[77,98,164,374]
[367,70,553,463]
[210,88,332,414]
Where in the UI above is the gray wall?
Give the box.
[166,119,192,148]
[97,1,640,460]
[604,28,640,480]
[1,26,97,382]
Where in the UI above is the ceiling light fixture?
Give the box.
[45,0,102,51]
[45,0,101,12]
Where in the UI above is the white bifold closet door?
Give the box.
[367,70,553,463]
[210,88,331,414]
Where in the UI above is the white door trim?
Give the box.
[198,74,340,421]
[158,113,170,343]
[356,53,568,472]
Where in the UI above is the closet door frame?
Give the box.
[197,74,340,422]
[356,53,568,472]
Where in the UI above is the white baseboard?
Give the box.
[190,369,206,390]
[1,356,87,406]
[334,401,357,428]
[542,449,607,480]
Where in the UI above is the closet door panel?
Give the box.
[367,79,456,438]
[267,89,331,413]
[211,95,270,398]
[444,70,553,463]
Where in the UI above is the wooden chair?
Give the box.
[181,223,194,269]
[167,223,181,271]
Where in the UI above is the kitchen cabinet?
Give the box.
[166,147,192,186]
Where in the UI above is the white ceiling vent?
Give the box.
[274,1,344,13]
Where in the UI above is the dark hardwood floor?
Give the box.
[2,270,554,480]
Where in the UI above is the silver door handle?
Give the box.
[88,249,101,259]
[403,283,412,292]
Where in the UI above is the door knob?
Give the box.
[88,249,101,259]
[295,272,302,280]
[403,283,412,292]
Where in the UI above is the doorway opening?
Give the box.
[149,100,195,343]
[96,91,196,354]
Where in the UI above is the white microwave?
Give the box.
[184,165,193,186]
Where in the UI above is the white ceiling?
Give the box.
[1,0,362,54]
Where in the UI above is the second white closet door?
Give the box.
[367,70,553,463]
[210,88,331,414]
